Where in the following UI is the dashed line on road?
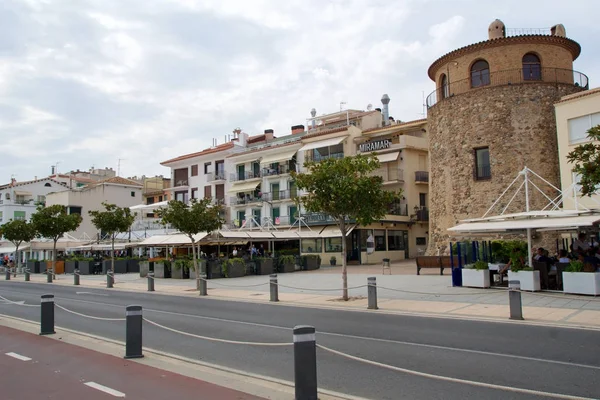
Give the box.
[5,352,32,361]
[84,382,126,398]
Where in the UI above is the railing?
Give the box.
[372,167,404,183]
[174,179,188,187]
[416,207,429,222]
[207,172,227,182]
[132,219,164,230]
[415,171,429,183]
[262,163,295,177]
[262,189,298,202]
[388,201,408,216]
[426,68,589,108]
[211,198,226,206]
[229,195,263,206]
[230,171,262,182]
[262,216,294,226]
[305,152,344,163]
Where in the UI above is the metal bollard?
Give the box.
[270,274,279,302]
[5,269,10,281]
[40,294,55,335]
[124,305,143,359]
[199,274,207,296]
[25,270,30,282]
[509,280,524,321]
[47,269,53,283]
[147,272,155,292]
[13,267,17,278]
[74,269,80,286]
[107,271,114,288]
[293,325,318,400]
[367,276,378,310]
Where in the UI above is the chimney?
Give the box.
[291,125,305,135]
[310,108,316,129]
[381,94,390,126]
[264,129,274,141]
[51,165,55,175]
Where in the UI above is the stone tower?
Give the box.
[425,20,588,253]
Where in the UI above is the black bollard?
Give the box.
[125,305,143,359]
[74,269,80,286]
[147,272,155,292]
[5,269,10,281]
[293,325,318,400]
[40,294,56,335]
[25,270,30,282]
[270,274,279,302]
[367,276,378,310]
[107,271,114,288]
[509,280,524,320]
[47,269,53,283]
[199,274,207,296]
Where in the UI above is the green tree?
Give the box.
[292,154,401,300]
[88,202,136,275]
[157,198,224,290]
[567,125,600,196]
[31,205,82,274]
[1,219,37,270]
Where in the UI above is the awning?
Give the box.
[298,136,347,152]
[448,214,600,234]
[260,148,299,165]
[129,201,169,211]
[13,190,32,196]
[375,151,400,163]
[219,231,251,239]
[133,233,207,246]
[246,231,275,239]
[319,225,356,238]
[0,246,17,254]
[272,230,320,239]
[228,181,260,194]
[91,243,128,251]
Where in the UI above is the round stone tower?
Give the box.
[426,20,588,253]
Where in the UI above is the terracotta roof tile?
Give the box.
[85,176,143,189]
[161,142,234,165]
[362,118,427,134]
[0,177,67,190]
[302,126,349,140]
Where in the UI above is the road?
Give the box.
[0,325,263,400]
[1,280,599,400]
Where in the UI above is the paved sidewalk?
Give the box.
[16,260,600,329]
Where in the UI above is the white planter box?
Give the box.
[508,270,541,292]
[462,268,490,288]
[563,272,600,296]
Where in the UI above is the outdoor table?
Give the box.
[488,263,507,285]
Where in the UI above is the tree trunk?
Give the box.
[191,237,199,290]
[111,234,115,276]
[340,219,348,301]
[14,243,20,277]
[52,239,57,278]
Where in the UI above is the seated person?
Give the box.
[558,249,571,263]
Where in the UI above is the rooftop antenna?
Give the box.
[55,161,61,175]
[117,158,126,177]
[340,101,349,126]
[420,91,426,118]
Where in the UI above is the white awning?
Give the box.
[298,136,347,152]
[449,215,600,234]
[133,233,207,246]
[129,201,169,211]
[0,246,17,254]
[219,231,251,239]
[260,148,299,165]
[319,225,356,238]
[246,231,275,239]
[14,190,32,196]
[91,243,128,251]
[227,181,260,194]
[375,151,400,163]
[272,230,320,239]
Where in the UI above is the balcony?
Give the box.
[372,167,405,184]
[426,68,589,108]
[262,163,296,177]
[230,171,262,182]
[260,216,295,227]
[305,152,344,163]
[415,171,429,184]
[132,218,165,231]
[207,172,227,182]
[388,201,408,216]
[229,194,263,206]
[415,206,429,222]
[263,189,299,202]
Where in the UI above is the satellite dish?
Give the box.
[367,104,373,111]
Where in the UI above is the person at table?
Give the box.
[558,249,571,263]
[532,247,551,265]
[583,248,599,271]
[499,248,525,275]
[572,232,590,255]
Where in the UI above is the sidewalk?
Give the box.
[21,261,600,329]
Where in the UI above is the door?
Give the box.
[349,230,360,262]
[236,211,245,228]
[403,231,409,258]
[272,207,280,225]
[419,193,427,208]
[253,209,262,226]
[272,183,280,201]
[289,181,298,198]
[215,184,225,202]
[418,155,427,171]
[252,162,260,178]
[237,164,245,180]
[289,206,298,225]
[204,185,211,199]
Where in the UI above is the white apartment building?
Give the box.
[0,177,69,224]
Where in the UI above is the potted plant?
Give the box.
[171,259,192,279]
[207,259,222,279]
[563,260,600,295]
[154,259,171,278]
[189,259,206,279]
[26,258,41,273]
[139,258,150,277]
[255,257,274,275]
[127,257,141,273]
[279,255,296,273]
[302,255,321,271]
[103,257,128,274]
[65,256,79,274]
[461,260,490,288]
[76,257,94,275]
[508,259,540,292]
[330,256,337,266]
[222,258,245,278]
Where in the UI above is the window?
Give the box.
[130,191,136,197]
[0,211,3,222]
[272,207,280,224]
[416,237,427,245]
[568,113,600,144]
[158,195,163,202]
[470,60,490,88]
[203,186,211,199]
[14,211,26,221]
[191,164,199,176]
[146,197,155,205]
[301,238,322,253]
[204,162,211,174]
[68,206,82,215]
[235,210,245,227]
[388,231,407,251]
[374,229,386,251]
[474,147,491,180]
[175,191,188,204]
[522,53,541,81]
[325,237,342,252]
[191,188,198,199]
[44,183,52,187]
[289,206,298,225]
[271,183,280,200]
[174,168,188,186]
[440,74,449,99]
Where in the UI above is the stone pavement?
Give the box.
[19,260,600,329]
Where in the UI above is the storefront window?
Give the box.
[388,230,407,251]
[325,237,342,252]
[374,230,386,251]
[301,239,322,253]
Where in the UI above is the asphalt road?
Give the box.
[0,325,263,400]
[1,280,599,400]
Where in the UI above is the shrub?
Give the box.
[473,260,488,270]
[565,260,584,273]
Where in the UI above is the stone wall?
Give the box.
[427,83,584,254]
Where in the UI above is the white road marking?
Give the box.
[84,382,126,397]
[0,300,25,305]
[6,352,32,361]
[76,292,109,297]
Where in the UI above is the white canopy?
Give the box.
[319,225,356,238]
[260,148,299,165]
[0,246,17,254]
[219,231,251,239]
[272,230,320,239]
[246,231,275,239]
[375,151,400,163]
[227,181,260,194]
[449,213,600,234]
[298,136,347,152]
[129,201,169,211]
[134,233,207,247]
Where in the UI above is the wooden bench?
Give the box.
[416,256,444,275]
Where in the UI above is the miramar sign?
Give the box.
[358,139,391,153]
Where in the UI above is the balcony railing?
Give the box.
[261,216,295,227]
[262,163,296,177]
[415,171,429,183]
[229,194,263,206]
[415,207,429,222]
[230,171,262,182]
[207,172,227,182]
[426,68,589,108]
[388,201,408,216]
[305,152,344,163]
[132,218,165,230]
[261,189,298,202]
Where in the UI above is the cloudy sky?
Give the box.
[1,0,599,184]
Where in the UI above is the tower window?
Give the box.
[474,147,491,180]
[470,60,490,88]
[440,74,449,99]
[522,53,541,81]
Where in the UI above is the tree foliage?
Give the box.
[157,198,224,289]
[1,219,37,268]
[567,124,600,196]
[89,202,136,273]
[31,205,82,272]
[292,154,401,300]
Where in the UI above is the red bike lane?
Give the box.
[0,325,265,400]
